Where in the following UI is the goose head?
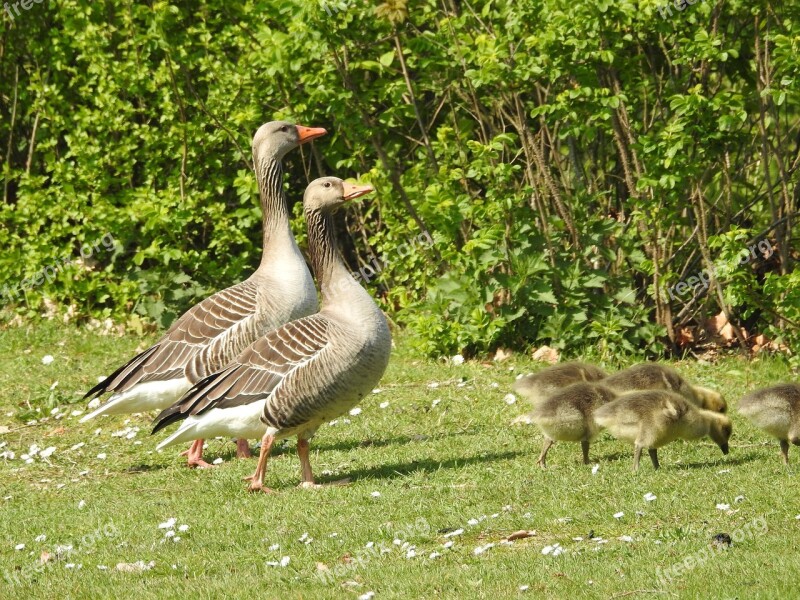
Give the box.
[252,120,327,160]
[304,177,373,212]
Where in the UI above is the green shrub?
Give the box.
[1,0,798,358]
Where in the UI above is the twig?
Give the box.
[3,64,19,204]
[182,69,253,172]
[609,591,670,599]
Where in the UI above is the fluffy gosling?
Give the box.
[738,383,800,464]
[604,363,726,413]
[593,390,732,471]
[529,382,617,468]
[511,362,608,424]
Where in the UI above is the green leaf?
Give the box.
[379,50,395,68]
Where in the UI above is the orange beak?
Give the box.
[296,125,327,144]
[342,182,373,201]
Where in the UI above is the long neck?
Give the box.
[305,208,358,306]
[254,153,293,265]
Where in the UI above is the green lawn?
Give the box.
[1,322,798,599]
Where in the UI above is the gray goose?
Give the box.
[738,384,800,464]
[81,121,326,468]
[529,382,617,468]
[511,361,608,424]
[593,390,732,471]
[151,177,392,492]
[604,363,727,413]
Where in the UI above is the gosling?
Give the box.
[529,382,617,468]
[593,390,732,471]
[604,363,727,413]
[738,383,800,464]
[511,362,608,424]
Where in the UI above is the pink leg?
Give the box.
[245,434,276,493]
[297,438,315,487]
[186,439,213,469]
[181,439,201,460]
[235,438,252,459]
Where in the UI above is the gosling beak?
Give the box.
[720,443,729,455]
[296,125,327,144]
[342,182,373,201]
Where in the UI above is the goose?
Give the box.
[81,121,326,468]
[511,362,608,424]
[604,363,726,413]
[593,390,732,471]
[738,383,800,464]
[529,382,617,468]
[151,177,392,492]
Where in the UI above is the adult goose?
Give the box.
[152,177,392,492]
[81,121,325,468]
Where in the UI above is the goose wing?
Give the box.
[151,314,331,434]
[84,279,262,399]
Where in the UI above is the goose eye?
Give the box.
[324,182,332,188]
[279,125,288,132]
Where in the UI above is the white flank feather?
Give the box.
[79,378,191,423]
[155,401,270,450]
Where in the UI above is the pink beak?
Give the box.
[342,182,373,201]
[296,125,327,144]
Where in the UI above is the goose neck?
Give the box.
[305,208,360,306]
[255,155,292,264]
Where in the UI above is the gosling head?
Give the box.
[303,177,373,213]
[693,385,727,413]
[708,414,733,455]
[252,120,327,161]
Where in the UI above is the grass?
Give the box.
[1,321,799,599]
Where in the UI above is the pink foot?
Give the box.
[247,481,274,494]
[298,478,351,489]
[187,457,214,469]
[235,439,252,459]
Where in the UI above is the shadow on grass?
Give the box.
[592,451,630,463]
[596,451,760,471]
[124,463,168,474]
[670,452,760,470]
[311,433,455,454]
[319,449,522,484]
[208,433,456,460]
[136,434,435,470]
[593,447,760,469]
